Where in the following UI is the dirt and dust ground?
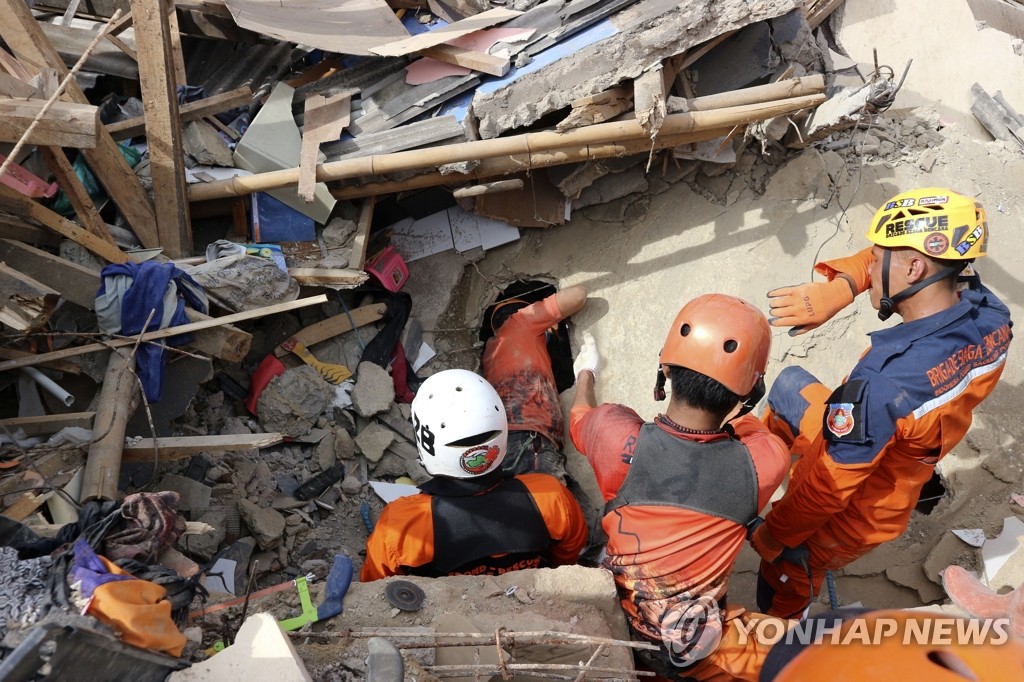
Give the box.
[422,2,1024,618]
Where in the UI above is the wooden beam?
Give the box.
[634,62,667,137]
[274,302,386,357]
[0,294,328,372]
[0,0,159,248]
[0,185,131,264]
[82,347,138,502]
[299,93,351,203]
[0,348,82,374]
[0,72,37,98]
[0,97,99,148]
[0,263,60,330]
[0,412,94,436]
[121,433,284,462]
[287,267,368,287]
[107,85,252,140]
[348,198,374,270]
[0,239,251,362]
[0,218,61,246]
[419,44,510,77]
[131,0,191,258]
[38,147,116,243]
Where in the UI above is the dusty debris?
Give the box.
[256,366,333,437]
[351,362,396,418]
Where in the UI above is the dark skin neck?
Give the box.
[664,398,726,431]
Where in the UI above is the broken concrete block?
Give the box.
[355,422,396,463]
[156,474,212,513]
[257,365,333,437]
[178,509,227,562]
[316,433,337,471]
[574,164,650,209]
[472,0,798,138]
[351,362,395,417]
[169,613,312,682]
[372,452,409,478]
[322,217,358,248]
[238,498,286,550]
[183,120,234,167]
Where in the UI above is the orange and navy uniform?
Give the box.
[570,404,789,681]
[360,472,586,582]
[759,271,1012,617]
[483,293,567,448]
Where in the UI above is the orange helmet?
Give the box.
[658,294,771,397]
[774,611,1024,681]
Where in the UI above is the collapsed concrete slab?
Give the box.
[472,0,800,138]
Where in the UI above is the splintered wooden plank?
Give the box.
[0,238,252,362]
[0,348,82,374]
[288,267,368,287]
[419,44,509,77]
[0,0,159,248]
[273,302,386,357]
[0,412,95,436]
[131,0,192,258]
[121,433,284,462]
[348,198,374,270]
[0,97,99,148]
[370,7,522,56]
[0,262,60,330]
[107,85,252,140]
[298,93,351,203]
[0,294,328,372]
[0,185,131,264]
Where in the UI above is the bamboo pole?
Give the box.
[329,127,736,200]
[668,74,824,112]
[189,92,825,202]
[81,347,138,502]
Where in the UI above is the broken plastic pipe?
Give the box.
[20,366,74,407]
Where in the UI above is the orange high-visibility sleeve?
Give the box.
[814,246,874,294]
[518,473,588,565]
[360,493,435,582]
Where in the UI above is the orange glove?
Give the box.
[767,278,855,336]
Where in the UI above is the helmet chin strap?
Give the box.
[877,249,967,321]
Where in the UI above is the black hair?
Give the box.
[490,301,529,332]
[667,365,741,423]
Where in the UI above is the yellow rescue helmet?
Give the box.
[866,188,988,260]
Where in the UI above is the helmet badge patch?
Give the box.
[827,403,855,438]
[924,232,949,255]
[459,445,500,474]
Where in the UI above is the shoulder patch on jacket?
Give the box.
[823,379,867,443]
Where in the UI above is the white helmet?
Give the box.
[410,369,508,479]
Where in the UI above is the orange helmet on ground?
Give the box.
[658,294,771,397]
[773,610,1024,681]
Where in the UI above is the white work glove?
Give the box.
[573,332,599,380]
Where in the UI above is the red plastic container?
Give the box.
[365,245,409,292]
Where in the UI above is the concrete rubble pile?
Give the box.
[2,0,1024,679]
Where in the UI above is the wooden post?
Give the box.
[348,198,374,270]
[81,348,139,502]
[0,0,159,248]
[131,0,192,257]
[38,147,116,244]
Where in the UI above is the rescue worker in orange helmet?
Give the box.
[759,609,1024,681]
[360,369,586,581]
[750,188,1013,618]
[570,294,791,681]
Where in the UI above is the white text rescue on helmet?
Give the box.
[881,214,949,239]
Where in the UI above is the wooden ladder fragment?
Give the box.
[298,92,352,203]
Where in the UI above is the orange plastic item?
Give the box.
[659,294,770,396]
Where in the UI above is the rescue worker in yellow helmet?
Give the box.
[749,188,1013,618]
